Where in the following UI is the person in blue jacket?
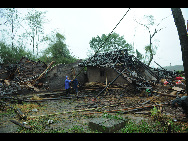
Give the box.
[65,76,72,96]
[73,76,79,97]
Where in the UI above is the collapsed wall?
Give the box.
[42,59,87,90]
[0,57,87,95]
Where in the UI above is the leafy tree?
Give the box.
[0,41,36,64]
[88,32,134,56]
[25,8,47,55]
[0,8,21,49]
[134,14,168,66]
[39,32,77,64]
[136,49,144,61]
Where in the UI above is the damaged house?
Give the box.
[79,49,160,89]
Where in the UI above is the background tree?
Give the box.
[171,8,188,93]
[39,32,77,64]
[25,9,47,55]
[0,41,36,64]
[136,49,144,61]
[88,32,134,56]
[0,8,21,50]
[134,14,168,66]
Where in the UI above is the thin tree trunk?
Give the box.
[171,8,188,93]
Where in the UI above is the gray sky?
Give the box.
[3,8,188,68]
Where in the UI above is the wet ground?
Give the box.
[0,91,187,133]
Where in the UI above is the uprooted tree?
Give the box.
[171,8,188,93]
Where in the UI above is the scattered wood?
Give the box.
[31,61,55,85]
[170,91,177,95]
[172,87,183,92]
[134,111,151,115]
[14,108,27,120]
[4,80,10,86]
[27,83,40,92]
[10,120,31,129]
[159,93,177,97]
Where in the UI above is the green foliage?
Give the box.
[89,32,134,55]
[121,120,153,133]
[39,32,77,65]
[25,9,47,55]
[136,49,143,61]
[143,15,155,27]
[0,9,76,65]
[0,41,36,64]
[150,106,159,118]
[25,9,46,31]
[144,44,157,66]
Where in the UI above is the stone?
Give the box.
[88,117,127,133]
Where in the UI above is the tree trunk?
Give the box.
[171,8,188,93]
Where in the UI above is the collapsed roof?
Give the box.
[79,49,158,81]
[79,49,129,67]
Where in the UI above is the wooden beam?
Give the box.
[31,61,55,85]
[10,120,31,129]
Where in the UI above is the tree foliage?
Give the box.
[39,32,77,64]
[134,14,165,66]
[89,32,134,56]
[136,49,143,61]
[0,9,77,65]
[25,9,47,55]
[0,41,36,64]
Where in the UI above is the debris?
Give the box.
[176,80,182,85]
[10,120,31,129]
[170,91,177,96]
[32,108,38,112]
[172,87,184,92]
[14,108,27,120]
[175,76,183,80]
[47,120,53,124]
[0,56,53,96]
[31,95,42,100]
[4,80,10,86]
[164,80,169,85]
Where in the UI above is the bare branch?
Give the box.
[156,14,172,27]
[133,18,150,31]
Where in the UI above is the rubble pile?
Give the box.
[0,57,53,96]
[79,49,184,94]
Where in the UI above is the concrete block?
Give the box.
[88,117,127,133]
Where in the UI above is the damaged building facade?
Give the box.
[0,49,179,95]
[78,49,159,89]
[44,60,87,90]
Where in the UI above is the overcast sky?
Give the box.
[11,8,188,68]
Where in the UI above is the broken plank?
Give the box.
[134,111,151,115]
[159,93,177,97]
[172,87,183,92]
[14,108,27,120]
[27,83,40,92]
[32,61,55,85]
[41,98,61,100]
[10,120,31,129]
[24,99,45,102]
[170,91,177,95]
